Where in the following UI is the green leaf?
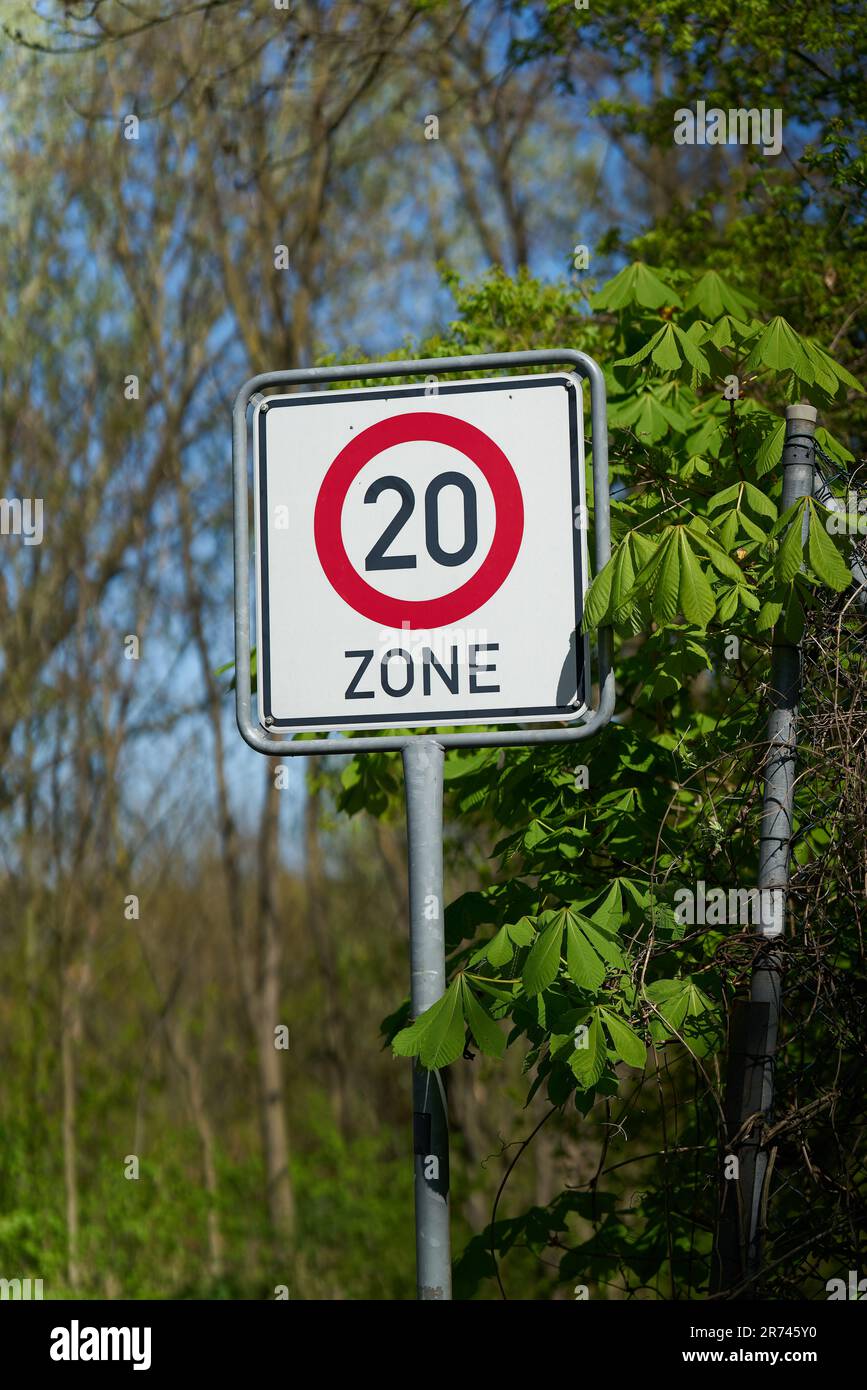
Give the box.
[744,316,815,382]
[562,909,625,990]
[807,341,864,397]
[756,598,783,631]
[639,634,711,702]
[646,978,715,1042]
[523,818,551,849]
[486,926,514,968]
[718,510,738,550]
[507,917,536,948]
[611,389,689,441]
[600,1012,647,1070]
[688,528,743,581]
[589,882,622,933]
[569,1012,607,1087]
[651,532,681,623]
[816,427,854,466]
[550,1030,577,1059]
[392,979,466,1068]
[802,341,839,395]
[755,418,786,477]
[673,322,710,377]
[743,482,777,522]
[583,557,615,628]
[707,313,755,349]
[771,497,808,538]
[707,484,740,513]
[782,584,805,643]
[646,979,689,1033]
[651,324,684,372]
[591,261,681,312]
[472,977,516,1006]
[565,914,607,990]
[522,917,564,996]
[610,535,644,620]
[616,324,672,369]
[630,531,661,569]
[609,539,638,609]
[716,585,738,624]
[677,532,715,627]
[807,501,851,590]
[610,536,656,631]
[581,917,625,970]
[774,504,807,583]
[684,271,755,320]
[461,980,506,1058]
[739,512,770,544]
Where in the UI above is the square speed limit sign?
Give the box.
[253,373,591,733]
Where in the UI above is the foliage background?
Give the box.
[0,0,864,1299]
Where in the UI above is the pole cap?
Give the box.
[785,403,817,423]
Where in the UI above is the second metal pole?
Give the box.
[714,403,817,1293]
[745,405,816,1276]
[403,737,452,1300]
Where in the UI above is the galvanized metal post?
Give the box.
[403,736,451,1300]
[715,404,817,1293]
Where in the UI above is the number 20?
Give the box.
[364,472,478,571]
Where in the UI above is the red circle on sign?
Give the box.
[313,412,524,628]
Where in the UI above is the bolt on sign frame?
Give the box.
[232,350,614,1300]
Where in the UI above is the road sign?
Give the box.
[234,350,612,1301]
[254,373,590,733]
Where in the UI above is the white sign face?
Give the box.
[254,373,589,733]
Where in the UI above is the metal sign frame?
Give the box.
[233,349,614,754]
[253,372,592,733]
[232,349,614,1301]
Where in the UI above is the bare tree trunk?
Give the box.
[177,486,296,1250]
[533,1124,556,1208]
[374,818,410,924]
[170,1028,225,1279]
[60,977,80,1291]
[134,916,227,1283]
